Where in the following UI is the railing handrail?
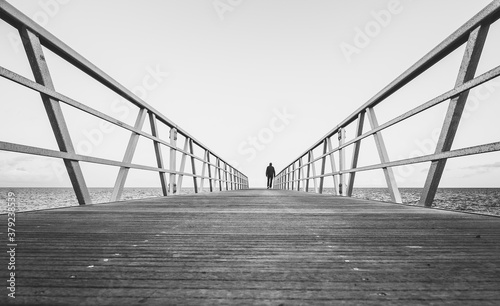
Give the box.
[0,0,235,169]
[0,0,249,204]
[280,0,500,172]
[276,0,500,207]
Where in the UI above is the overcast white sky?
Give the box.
[1,0,499,189]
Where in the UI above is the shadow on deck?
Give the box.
[2,189,500,305]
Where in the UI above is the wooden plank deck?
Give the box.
[2,189,500,305]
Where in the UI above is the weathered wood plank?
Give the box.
[1,189,500,305]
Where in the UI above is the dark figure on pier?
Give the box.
[266,163,275,189]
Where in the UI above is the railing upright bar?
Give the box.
[299,157,306,191]
[19,26,92,205]
[111,108,147,201]
[231,168,235,190]
[233,168,237,190]
[319,139,328,194]
[420,24,490,207]
[169,128,178,194]
[233,169,237,190]
[200,150,207,192]
[149,112,168,196]
[207,151,213,192]
[224,163,229,191]
[217,158,223,191]
[305,153,311,192]
[347,112,365,197]
[297,159,302,191]
[338,128,347,196]
[310,150,318,193]
[229,165,232,190]
[189,139,198,193]
[177,137,190,194]
[326,137,339,195]
[291,163,296,191]
[285,166,290,190]
[366,108,402,203]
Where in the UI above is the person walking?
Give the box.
[266,163,275,189]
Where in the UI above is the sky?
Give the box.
[0,0,499,189]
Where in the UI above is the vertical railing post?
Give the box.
[189,139,198,193]
[327,137,339,195]
[217,158,223,191]
[231,168,234,190]
[338,128,346,196]
[224,163,229,191]
[169,128,178,194]
[177,137,189,194]
[149,112,168,196]
[305,152,311,192]
[297,158,302,191]
[20,27,92,205]
[301,157,307,192]
[291,163,296,191]
[206,151,213,192]
[319,139,328,194]
[231,168,234,191]
[111,108,147,201]
[366,108,402,203]
[228,167,232,190]
[347,112,365,197]
[200,150,207,192]
[310,150,318,193]
[213,156,218,191]
[420,24,489,207]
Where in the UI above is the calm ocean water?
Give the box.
[1,187,499,216]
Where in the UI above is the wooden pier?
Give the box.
[3,189,500,305]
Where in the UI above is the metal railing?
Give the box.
[275,0,500,207]
[0,1,248,205]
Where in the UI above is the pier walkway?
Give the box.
[3,189,500,305]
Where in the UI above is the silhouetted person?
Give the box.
[266,163,275,189]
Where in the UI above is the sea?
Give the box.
[1,187,499,217]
